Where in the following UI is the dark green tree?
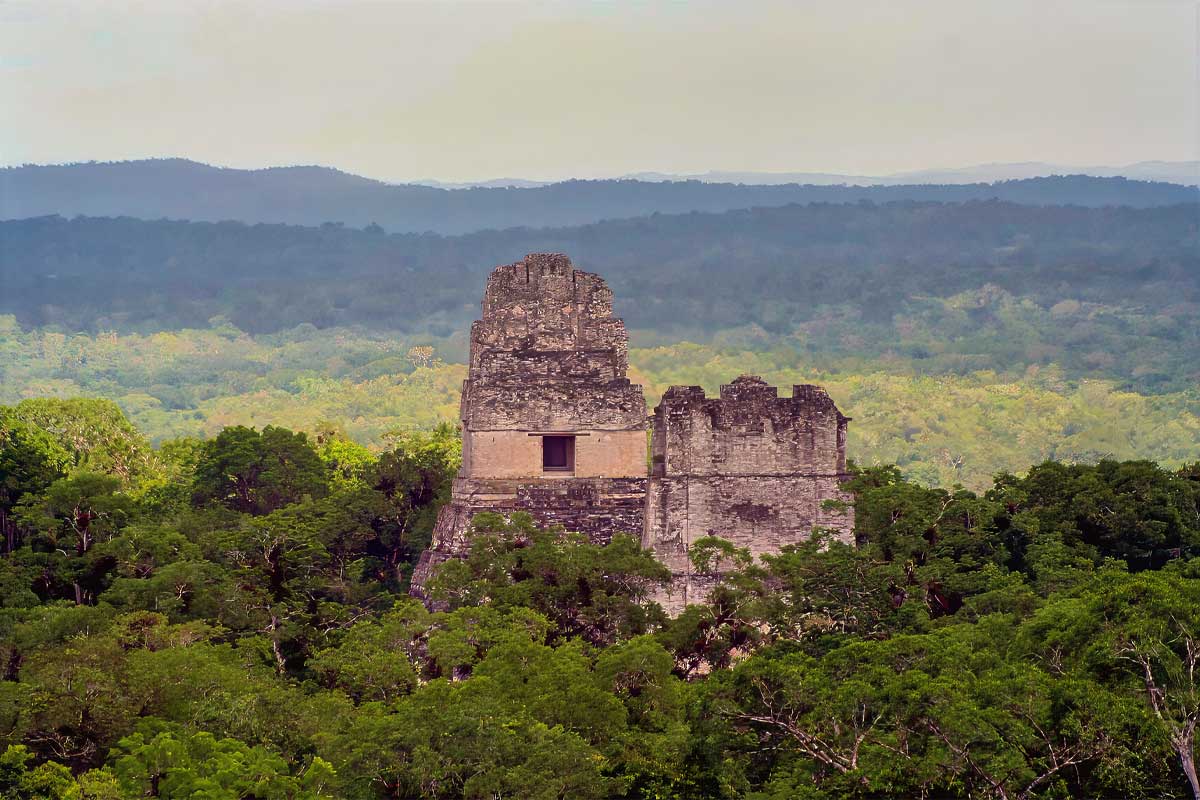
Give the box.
[427,513,669,645]
[0,410,70,555]
[192,425,327,515]
[991,460,1200,572]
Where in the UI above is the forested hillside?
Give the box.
[2,399,1199,798]
[2,159,1194,233]
[3,201,1197,392]
[6,0,1198,795]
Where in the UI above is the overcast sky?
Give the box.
[1,0,1195,182]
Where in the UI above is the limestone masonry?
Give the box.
[643,378,854,611]
[410,253,854,608]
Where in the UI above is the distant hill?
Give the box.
[888,160,1200,186]
[1,159,1195,234]
[626,161,1200,187]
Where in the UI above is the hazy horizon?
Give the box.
[2,0,1196,183]
[6,156,1198,189]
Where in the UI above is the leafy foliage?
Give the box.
[4,324,1199,491]
[2,401,1200,797]
[192,425,328,515]
[427,513,670,646]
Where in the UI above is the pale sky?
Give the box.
[1,0,1196,182]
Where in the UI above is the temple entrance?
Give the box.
[542,435,575,472]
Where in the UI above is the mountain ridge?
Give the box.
[8,157,1197,188]
[2,158,1194,235]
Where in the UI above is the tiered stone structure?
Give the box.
[642,377,855,612]
[410,253,648,594]
[410,253,855,611]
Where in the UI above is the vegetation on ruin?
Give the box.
[2,401,1200,798]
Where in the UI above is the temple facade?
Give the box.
[643,377,855,611]
[409,253,649,593]
[410,253,854,610]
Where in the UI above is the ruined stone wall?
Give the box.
[411,254,648,598]
[459,253,645,438]
[409,253,858,612]
[643,376,855,613]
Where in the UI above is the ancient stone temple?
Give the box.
[642,377,855,612]
[410,253,855,609]
[410,253,649,593]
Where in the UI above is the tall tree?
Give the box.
[192,425,327,515]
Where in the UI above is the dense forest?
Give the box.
[3,185,1200,796]
[1,399,1199,798]
[3,323,1199,491]
[3,200,1198,393]
[9,0,1200,787]
[2,159,1195,233]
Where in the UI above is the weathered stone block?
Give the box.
[642,376,855,614]
[411,254,650,599]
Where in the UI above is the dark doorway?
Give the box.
[542,435,575,472]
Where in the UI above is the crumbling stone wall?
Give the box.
[410,254,857,613]
[411,253,649,596]
[642,376,855,613]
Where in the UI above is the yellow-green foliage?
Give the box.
[3,325,1198,490]
[632,344,1200,489]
